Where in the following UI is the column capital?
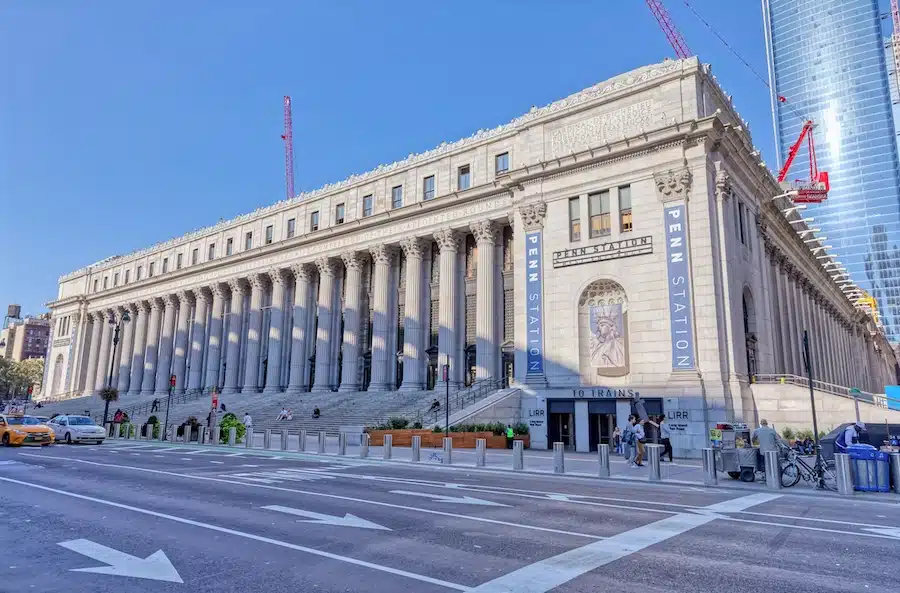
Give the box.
[268,268,289,287]
[192,287,210,303]
[315,257,339,278]
[369,244,398,265]
[290,262,315,282]
[163,294,178,308]
[209,283,227,299]
[341,251,365,271]
[433,228,462,253]
[227,278,246,296]
[125,302,140,315]
[176,290,194,305]
[89,310,104,322]
[247,272,266,292]
[655,167,693,202]
[518,201,547,231]
[469,220,498,245]
[400,236,427,259]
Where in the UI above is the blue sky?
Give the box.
[2,0,780,316]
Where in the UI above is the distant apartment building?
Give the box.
[0,316,51,362]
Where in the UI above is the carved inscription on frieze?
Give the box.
[548,100,654,158]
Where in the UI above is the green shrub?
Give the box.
[219,412,245,444]
[513,423,529,436]
[781,427,795,440]
[388,417,409,430]
[432,425,444,433]
[147,415,159,425]
[412,421,423,429]
[796,428,814,441]
[118,422,132,438]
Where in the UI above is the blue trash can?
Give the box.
[848,444,890,492]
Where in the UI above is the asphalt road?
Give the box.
[1,441,898,593]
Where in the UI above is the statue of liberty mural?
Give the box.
[589,304,626,369]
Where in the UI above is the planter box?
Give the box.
[365,429,529,449]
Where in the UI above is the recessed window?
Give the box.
[93,279,99,292]
[103,276,108,289]
[362,194,373,217]
[162,258,169,273]
[149,262,155,277]
[619,185,632,232]
[113,273,119,287]
[226,238,234,256]
[569,197,581,242]
[265,225,274,245]
[310,210,319,232]
[245,232,252,250]
[423,175,435,201]
[738,202,746,245]
[287,218,296,238]
[495,152,509,175]
[208,243,215,261]
[192,249,199,265]
[176,253,183,269]
[588,191,611,238]
[136,266,143,281]
[335,203,345,225]
[124,269,130,284]
[391,185,403,209]
[458,165,471,190]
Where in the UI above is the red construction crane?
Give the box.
[281,96,295,201]
[645,0,692,59]
[776,120,829,203]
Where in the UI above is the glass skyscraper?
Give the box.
[763,0,900,342]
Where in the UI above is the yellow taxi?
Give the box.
[0,414,55,447]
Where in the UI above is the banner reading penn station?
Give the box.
[525,230,545,375]
[664,204,696,370]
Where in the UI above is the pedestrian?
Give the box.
[835,421,865,453]
[623,416,638,467]
[429,399,440,412]
[312,407,320,419]
[242,412,253,430]
[286,409,293,421]
[658,415,673,462]
[207,409,215,428]
[220,402,227,413]
[634,419,646,466]
[613,426,622,455]
[151,398,159,413]
[505,424,514,449]
[752,419,787,477]
[277,407,288,421]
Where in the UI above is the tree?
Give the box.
[0,358,43,398]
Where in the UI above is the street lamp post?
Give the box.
[102,310,131,426]
[802,330,825,489]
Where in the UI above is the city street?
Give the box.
[1,442,898,593]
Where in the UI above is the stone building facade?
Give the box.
[43,58,898,455]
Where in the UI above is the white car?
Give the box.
[48,415,106,444]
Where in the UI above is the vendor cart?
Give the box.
[715,447,761,482]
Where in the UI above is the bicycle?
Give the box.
[779,443,837,491]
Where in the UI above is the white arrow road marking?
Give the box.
[58,539,183,583]
[263,505,391,531]
[863,527,900,539]
[390,490,509,507]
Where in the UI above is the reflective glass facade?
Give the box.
[763,0,900,341]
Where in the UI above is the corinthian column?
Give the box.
[286,263,314,394]
[204,284,227,391]
[434,228,462,388]
[140,300,162,395]
[127,303,148,396]
[222,279,246,395]
[312,258,338,392]
[94,310,114,392]
[153,295,178,396]
[339,252,364,392]
[471,220,499,381]
[400,237,426,391]
[116,306,135,394]
[242,273,266,393]
[172,291,192,395]
[83,312,104,396]
[188,289,210,392]
[264,269,288,394]
[368,244,397,391]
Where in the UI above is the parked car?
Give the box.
[0,414,55,446]
[34,416,51,424]
[48,415,105,444]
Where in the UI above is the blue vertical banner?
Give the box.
[663,204,696,370]
[525,230,545,375]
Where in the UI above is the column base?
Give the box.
[284,386,309,396]
[399,382,425,391]
[140,389,156,396]
[173,389,186,397]
[262,385,283,395]
[241,386,260,395]
[311,384,333,393]
[125,390,141,398]
[152,390,170,398]
[338,384,359,392]
[521,375,548,388]
[221,387,241,395]
[366,383,393,392]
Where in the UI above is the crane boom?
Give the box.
[776,120,829,203]
[645,0,692,59]
[281,96,295,201]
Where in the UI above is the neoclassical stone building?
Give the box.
[44,58,898,454]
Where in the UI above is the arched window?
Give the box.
[51,354,64,397]
[578,279,629,381]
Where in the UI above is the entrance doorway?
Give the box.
[588,413,616,452]
[548,400,576,450]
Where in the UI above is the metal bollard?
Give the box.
[167,425,175,442]
[263,429,272,450]
[702,448,717,486]
[442,437,453,465]
[281,429,289,451]
[512,439,524,470]
[200,429,208,445]
[598,443,611,478]
[765,450,782,490]
[298,429,306,452]
[213,426,221,445]
[338,433,347,456]
[105,423,112,438]
[360,433,369,458]
[245,430,254,448]
[475,438,486,467]
[113,424,121,439]
[553,442,565,474]
[835,453,853,496]
[183,428,191,444]
[646,444,662,482]
[411,436,421,462]
[317,431,326,454]
[383,434,392,459]
[227,427,236,447]
[891,453,900,495]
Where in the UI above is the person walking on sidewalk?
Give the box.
[613,426,622,455]
[623,416,638,467]
[505,424,515,449]
[634,419,646,466]
[242,412,253,431]
[658,415,674,462]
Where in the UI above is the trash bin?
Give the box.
[848,444,891,492]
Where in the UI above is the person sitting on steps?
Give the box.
[312,407,321,419]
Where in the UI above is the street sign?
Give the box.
[169,374,176,387]
[709,428,723,442]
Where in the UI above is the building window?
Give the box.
[335,203,345,225]
[136,266,143,281]
[569,197,581,242]
[619,185,633,232]
[103,277,108,289]
[192,249,199,265]
[162,258,169,273]
[208,243,215,261]
[287,218,296,238]
[362,194,373,217]
[149,262,155,277]
[310,210,319,232]
[738,202,746,245]
[391,185,403,209]
[423,175,435,201]
[458,165,471,190]
[265,225,274,245]
[245,232,252,250]
[226,237,233,256]
[124,269,130,284]
[176,253,183,269]
[588,191,611,238]
[495,152,509,175]
[113,273,119,287]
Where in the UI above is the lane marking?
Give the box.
[467,493,780,593]
[208,461,224,465]
[263,505,391,531]
[58,539,183,583]
[0,476,469,591]
[390,491,509,507]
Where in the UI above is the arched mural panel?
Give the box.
[577,279,629,381]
